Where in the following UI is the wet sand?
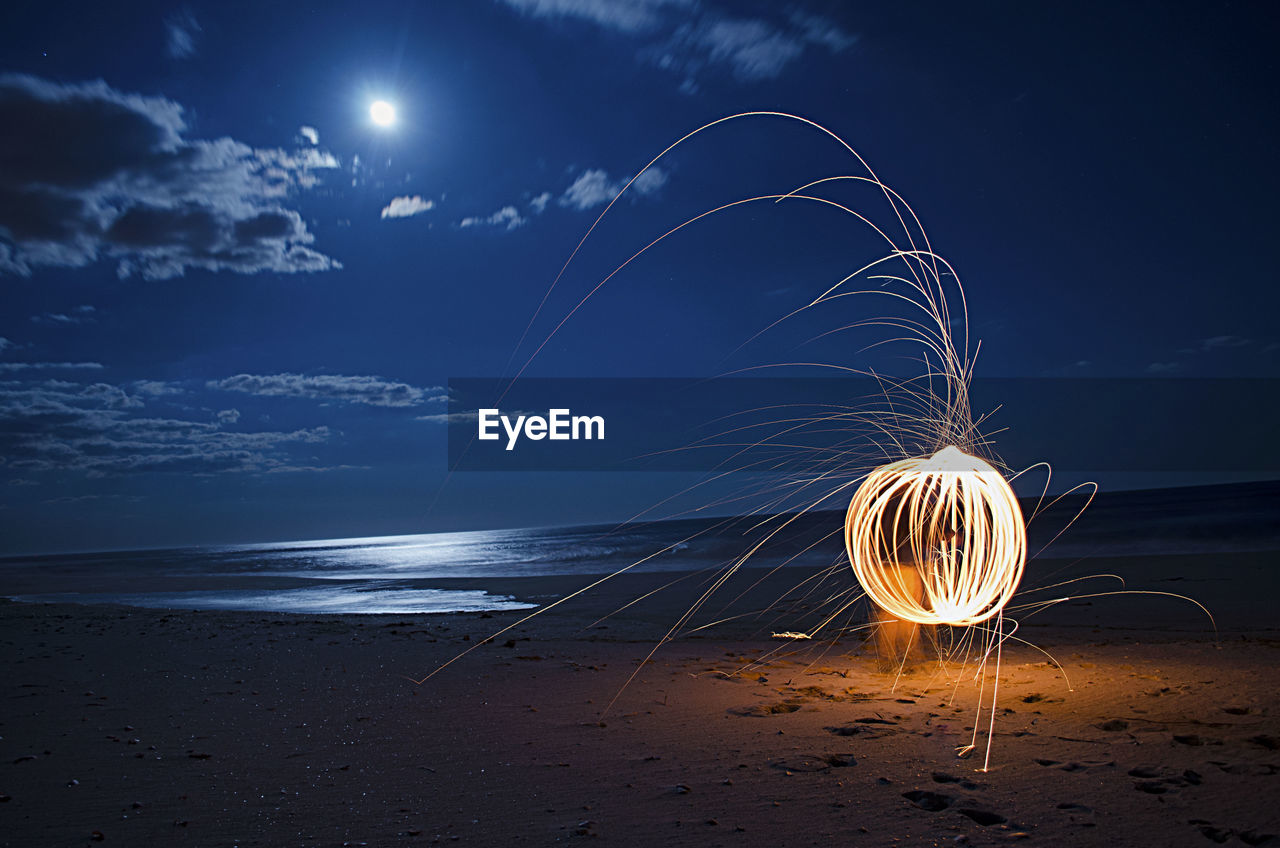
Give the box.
[2,556,1278,847]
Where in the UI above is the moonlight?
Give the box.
[370,99,396,127]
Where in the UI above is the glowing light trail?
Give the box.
[845,446,1026,627]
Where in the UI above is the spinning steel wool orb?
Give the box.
[845,446,1026,627]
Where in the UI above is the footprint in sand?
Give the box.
[767,754,856,774]
[729,701,802,717]
[932,772,979,790]
[903,790,1010,829]
[957,808,1007,826]
[824,719,899,740]
[1212,762,1279,776]
[1034,758,1117,773]
[1189,820,1278,845]
[902,790,954,812]
[1129,767,1203,795]
[1174,734,1223,747]
[1057,802,1094,814]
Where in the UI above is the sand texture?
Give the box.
[2,557,1279,847]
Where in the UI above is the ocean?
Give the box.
[2,481,1277,615]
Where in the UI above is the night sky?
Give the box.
[1,1,1276,554]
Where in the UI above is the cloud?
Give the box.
[459,166,668,231]
[0,337,13,352]
[559,165,667,210]
[1198,335,1251,351]
[788,10,856,51]
[1174,335,1260,357]
[0,362,105,372]
[41,494,108,505]
[529,191,552,214]
[265,463,369,474]
[498,0,694,34]
[414,410,481,425]
[460,205,527,231]
[208,373,446,407]
[654,13,855,81]
[132,380,183,396]
[632,166,669,195]
[298,125,319,146]
[0,380,140,412]
[0,74,341,280]
[31,305,96,326]
[685,19,805,79]
[215,408,241,424]
[559,169,614,210]
[380,195,435,219]
[165,10,201,59]
[0,378,330,476]
[1146,362,1180,374]
[497,1,854,83]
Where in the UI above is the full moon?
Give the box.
[369,100,396,127]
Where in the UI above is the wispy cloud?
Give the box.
[460,205,527,231]
[559,169,618,211]
[132,380,184,396]
[0,380,141,414]
[380,195,436,219]
[208,373,446,408]
[0,362,105,372]
[1198,335,1251,351]
[265,463,370,474]
[1158,334,1271,372]
[496,1,854,84]
[559,166,667,210]
[651,14,855,82]
[165,10,201,59]
[0,74,341,280]
[0,378,331,476]
[457,165,667,232]
[414,410,481,425]
[499,0,694,34]
[298,125,320,146]
[31,305,96,326]
[529,191,552,214]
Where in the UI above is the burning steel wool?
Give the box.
[845,446,1026,629]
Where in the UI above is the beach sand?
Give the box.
[2,554,1279,847]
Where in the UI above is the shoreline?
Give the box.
[2,549,1275,637]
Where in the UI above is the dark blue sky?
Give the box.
[1,1,1276,553]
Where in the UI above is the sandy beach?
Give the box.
[2,555,1278,847]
